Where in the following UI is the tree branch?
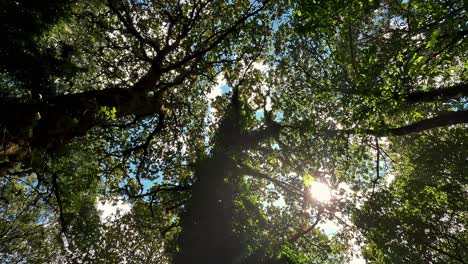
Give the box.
[125,183,190,199]
[51,173,67,234]
[371,137,380,197]
[367,110,468,136]
[405,83,468,103]
[288,211,321,243]
[238,164,302,196]
[163,0,271,72]
[107,0,161,51]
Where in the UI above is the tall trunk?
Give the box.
[175,152,242,264]
[175,90,246,263]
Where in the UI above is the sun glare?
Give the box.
[309,181,332,203]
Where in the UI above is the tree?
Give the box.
[354,128,468,263]
[290,1,467,262]
[0,0,466,263]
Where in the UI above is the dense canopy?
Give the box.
[0,0,466,263]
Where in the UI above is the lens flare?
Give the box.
[309,181,331,202]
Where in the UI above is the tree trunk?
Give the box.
[175,152,243,264]
[0,88,163,162]
[175,90,247,263]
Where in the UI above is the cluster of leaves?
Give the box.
[355,128,467,263]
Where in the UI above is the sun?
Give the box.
[308,181,332,203]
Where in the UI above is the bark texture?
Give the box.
[175,153,241,264]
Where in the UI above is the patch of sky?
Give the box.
[140,178,156,192]
[220,83,231,94]
[262,183,286,208]
[274,111,284,121]
[97,198,132,223]
[273,195,286,207]
[208,73,230,100]
[255,110,264,120]
[126,163,164,194]
[272,20,279,32]
[318,220,340,236]
[389,15,408,30]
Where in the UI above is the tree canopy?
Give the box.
[0,0,466,263]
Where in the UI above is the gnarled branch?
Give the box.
[405,83,468,103]
[368,110,468,136]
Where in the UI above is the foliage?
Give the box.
[0,0,466,263]
[354,128,468,263]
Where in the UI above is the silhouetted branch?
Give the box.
[367,110,468,136]
[288,211,322,243]
[52,173,67,233]
[405,83,468,103]
[238,164,302,196]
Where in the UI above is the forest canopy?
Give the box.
[0,0,466,263]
